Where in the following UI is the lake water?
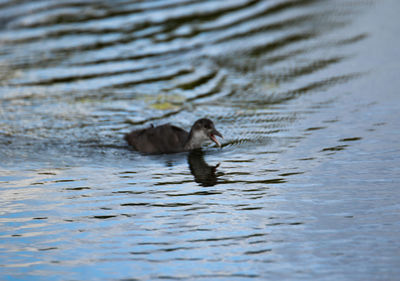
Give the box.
[1,0,400,280]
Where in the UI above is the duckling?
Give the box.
[124,118,223,154]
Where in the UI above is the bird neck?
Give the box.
[184,130,204,150]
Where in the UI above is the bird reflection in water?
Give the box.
[188,149,221,187]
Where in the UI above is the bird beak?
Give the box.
[209,129,223,147]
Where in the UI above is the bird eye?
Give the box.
[204,124,211,129]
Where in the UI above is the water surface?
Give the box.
[1,0,400,280]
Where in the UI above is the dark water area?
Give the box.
[1,0,400,280]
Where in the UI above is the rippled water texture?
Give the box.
[1,0,400,280]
